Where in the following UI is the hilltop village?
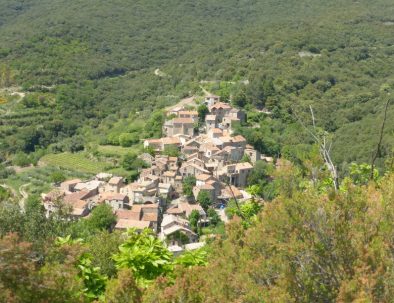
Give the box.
[42,95,273,253]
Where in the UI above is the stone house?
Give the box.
[43,190,91,218]
[138,153,155,166]
[158,183,175,200]
[143,137,181,152]
[174,175,183,192]
[101,193,129,210]
[218,162,253,187]
[178,110,198,122]
[244,148,261,164]
[209,102,232,121]
[193,184,216,202]
[218,135,247,149]
[182,145,199,155]
[205,115,217,131]
[107,177,124,193]
[222,146,245,162]
[60,179,81,192]
[161,137,182,151]
[163,118,194,137]
[199,143,220,159]
[74,180,104,196]
[166,202,206,220]
[163,170,177,185]
[160,214,197,243]
[195,174,216,186]
[115,219,151,231]
[179,162,210,177]
[207,128,223,139]
[186,157,206,168]
[115,203,160,232]
[204,94,220,107]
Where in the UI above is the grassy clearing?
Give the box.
[40,153,112,174]
[106,167,130,177]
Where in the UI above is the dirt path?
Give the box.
[165,96,196,112]
[154,68,167,77]
[0,86,26,115]
[164,87,218,113]
[0,86,25,100]
[19,183,30,211]
[0,182,30,211]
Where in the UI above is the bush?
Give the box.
[50,171,66,184]
[13,152,32,167]
[119,133,139,147]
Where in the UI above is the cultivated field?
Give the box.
[40,153,111,174]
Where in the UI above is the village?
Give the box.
[41,94,273,254]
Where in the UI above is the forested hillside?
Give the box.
[1,2,394,300]
[0,0,393,171]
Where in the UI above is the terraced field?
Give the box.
[40,152,112,174]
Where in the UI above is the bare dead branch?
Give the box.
[293,106,339,190]
[370,98,391,180]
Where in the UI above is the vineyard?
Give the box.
[40,153,111,174]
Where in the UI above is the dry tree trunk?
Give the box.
[293,106,339,190]
[370,98,391,180]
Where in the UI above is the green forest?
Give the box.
[1,0,394,301]
[0,0,393,172]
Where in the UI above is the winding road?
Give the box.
[0,182,30,211]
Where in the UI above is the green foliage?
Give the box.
[0,186,11,202]
[55,235,83,246]
[162,145,180,157]
[148,173,394,302]
[182,176,196,198]
[0,164,15,179]
[87,204,116,231]
[121,152,147,171]
[88,231,123,278]
[50,171,66,184]
[247,160,276,200]
[77,253,108,301]
[207,208,221,226]
[349,162,379,185]
[197,104,209,123]
[240,153,251,163]
[0,0,393,172]
[226,199,262,228]
[103,269,142,303]
[12,151,33,167]
[119,133,139,147]
[144,111,165,139]
[113,228,173,286]
[175,248,208,267]
[188,209,200,232]
[0,233,86,303]
[197,190,212,211]
[41,153,111,174]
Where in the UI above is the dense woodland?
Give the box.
[1,0,394,301]
[0,0,393,172]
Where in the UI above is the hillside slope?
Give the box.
[0,0,393,167]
